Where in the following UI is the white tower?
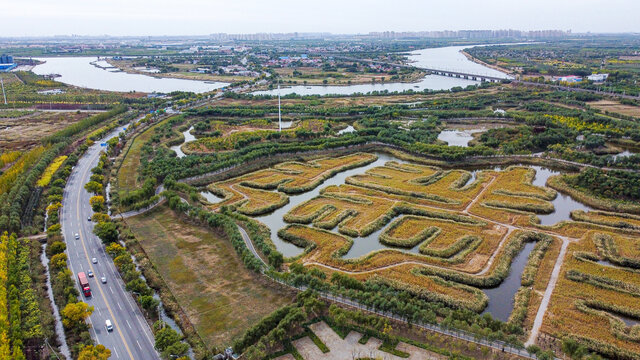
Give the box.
[278,83,282,132]
[1,78,6,105]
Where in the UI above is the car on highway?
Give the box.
[88,217,91,221]
[87,270,94,277]
[74,233,80,240]
[92,257,97,264]
[105,320,113,332]
[101,276,107,284]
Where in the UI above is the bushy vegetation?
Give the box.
[567,168,640,202]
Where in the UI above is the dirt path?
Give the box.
[525,238,569,346]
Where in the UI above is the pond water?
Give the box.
[200,191,224,204]
[32,57,227,93]
[530,166,593,226]
[254,152,402,256]
[617,313,640,327]
[170,126,196,158]
[437,128,485,147]
[244,153,596,321]
[482,241,536,322]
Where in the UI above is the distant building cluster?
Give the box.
[366,29,570,39]
[0,54,16,72]
[207,29,571,41]
[553,73,609,83]
[587,73,609,82]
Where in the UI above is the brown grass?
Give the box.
[126,205,292,348]
[588,100,640,118]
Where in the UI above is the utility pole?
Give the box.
[1,77,7,105]
[278,83,282,132]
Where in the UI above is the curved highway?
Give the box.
[61,126,159,359]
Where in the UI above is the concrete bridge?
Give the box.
[330,55,508,83]
[420,68,506,82]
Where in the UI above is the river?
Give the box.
[406,44,511,79]
[32,57,228,93]
[252,43,511,96]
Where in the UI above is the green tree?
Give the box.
[61,302,94,330]
[90,196,106,212]
[78,344,111,360]
[84,181,103,194]
[154,326,182,352]
[93,221,118,243]
[138,295,159,317]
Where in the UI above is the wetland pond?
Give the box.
[437,128,485,147]
[32,57,227,93]
[244,153,593,322]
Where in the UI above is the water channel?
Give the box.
[252,43,513,96]
[170,126,196,158]
[243,152,594,321]
[32,57,228,93]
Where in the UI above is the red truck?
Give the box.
[78,272,91,297]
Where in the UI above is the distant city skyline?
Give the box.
[2,0,639,37]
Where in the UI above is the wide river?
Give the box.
[252,43,512,96]
[32,57,228,93]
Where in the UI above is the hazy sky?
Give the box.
[3,0,639,37]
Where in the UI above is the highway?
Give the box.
[61,126,159,359]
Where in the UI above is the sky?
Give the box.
[2,0,639,37]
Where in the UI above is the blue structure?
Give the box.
[0,54,16,72]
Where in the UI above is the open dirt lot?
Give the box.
[0,110,96,151]
[588,100,640,118]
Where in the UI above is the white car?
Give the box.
[101,276,107,284]
[105,319,113,332]
[74,233,80,240]
[92,257,97,264]
[87,270,94,278]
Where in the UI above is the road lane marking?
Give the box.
[125,319,131,329]
[109,286,114,294]
[75,147,136,360]
[113,348,119,359]
[136,340,141,349]
[117,302,122,310]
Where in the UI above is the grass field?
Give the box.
[588,100,640,118]
[208,153,377,215]
[126,205,292,348]
[210,152,640,357]
[117,117,174,193]
[541,231,640,357]
[0,111,97,151]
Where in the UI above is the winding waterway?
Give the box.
[252,43,512,96]
[170,126,196,158]
[241,153,594,321]
[32,57,228,93]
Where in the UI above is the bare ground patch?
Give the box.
[126,205,293,348]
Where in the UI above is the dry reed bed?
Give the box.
[344,161,484,210]
[207,153,376,214]
[541,232,640,358]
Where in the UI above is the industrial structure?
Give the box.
[0,54,16,72]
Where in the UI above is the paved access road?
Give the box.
[61,126,159,359]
